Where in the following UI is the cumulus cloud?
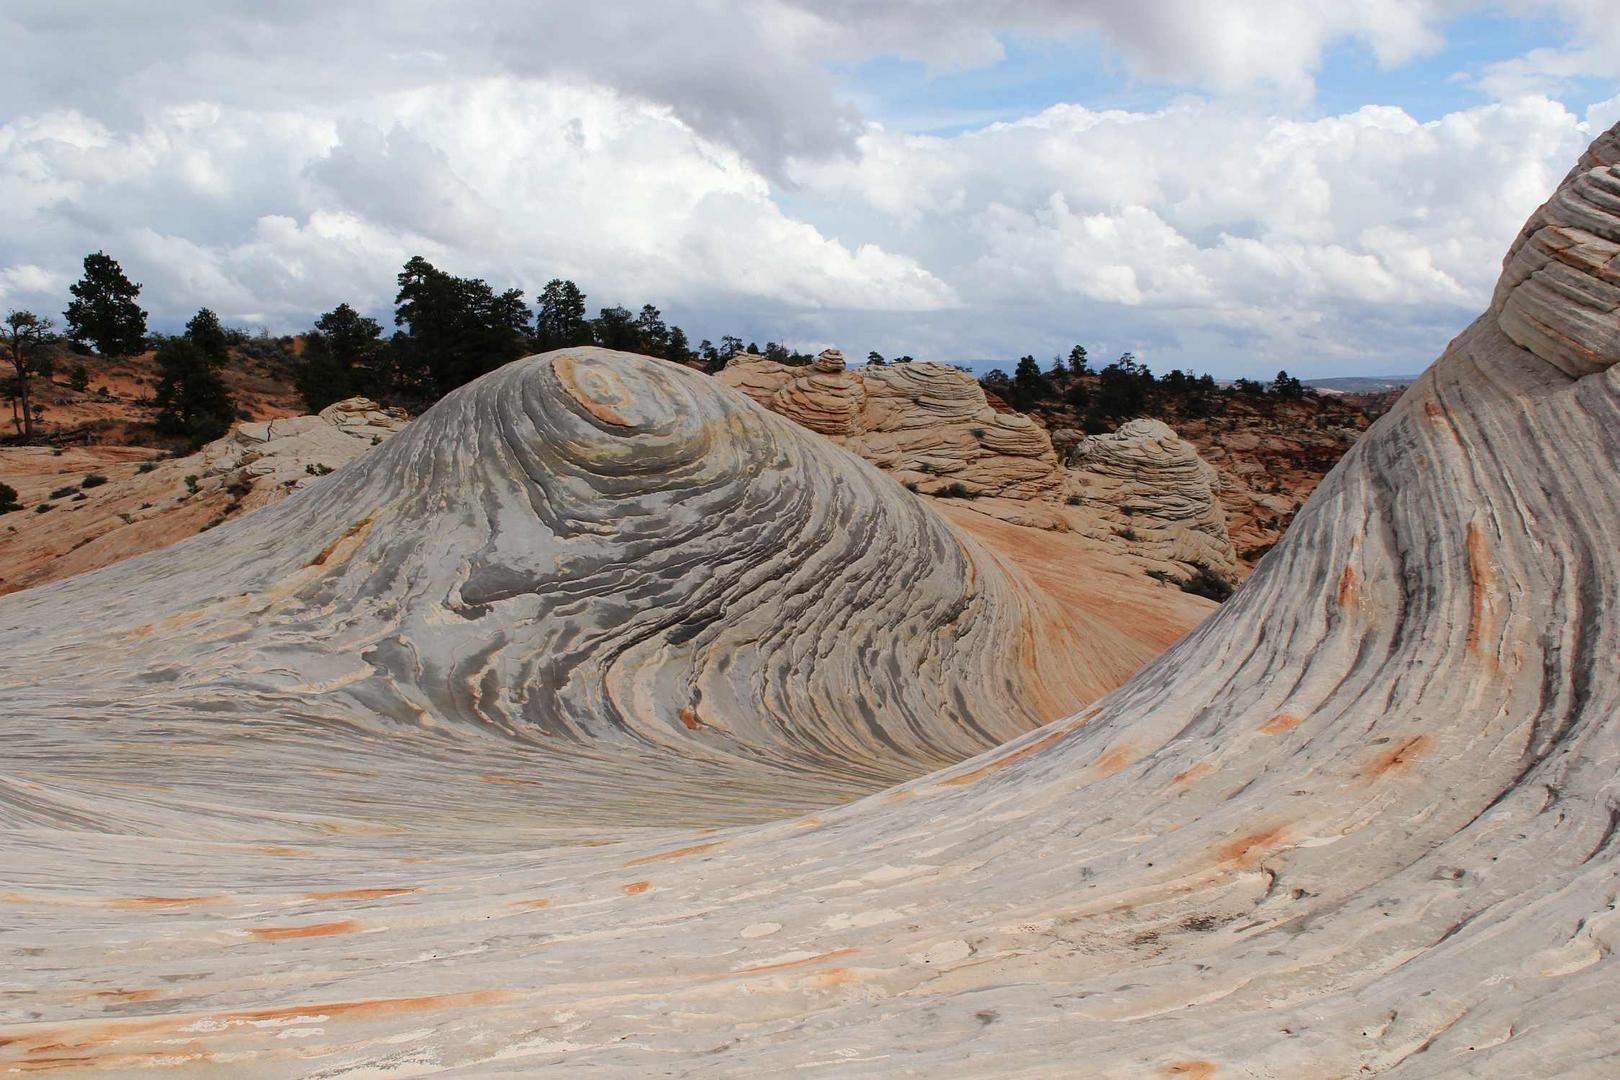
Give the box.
[0,79,954,328]
[0,1,1616,375]
[798,95,1600,367]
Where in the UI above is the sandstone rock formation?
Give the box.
[3,124,1619,1077]
[1068,417,1241,584]
[719,351,1065,500]
[0,397,407,593]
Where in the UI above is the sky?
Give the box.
[2,2,1617,379]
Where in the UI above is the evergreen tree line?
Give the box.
[295,257,822,412]
[979,345,1311,429]
[7,249,1314,450]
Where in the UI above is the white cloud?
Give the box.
[796,95,1597,368]
[0,2,1616,376]
[0,79,954,328]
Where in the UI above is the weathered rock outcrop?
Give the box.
[1069,417,1241,584]
[720,350,1065,500]
[3,124,1619,1078]
[0,397,407,593]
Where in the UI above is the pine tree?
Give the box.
[4,310,55,441]
[635,305,670,356]
[1271,369,1306,400]
[64,252,148,358]
[392,256,531,400]
[1067,345,1088,375]
[153,338,235,446]
[184,308,230,367]
[535,279,591,350]
[666,325,692,363]
[592,306,640,351]
[296,303,383,411]
[1011,354,1051,411]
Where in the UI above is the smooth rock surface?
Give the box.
[2,124,1619,1078]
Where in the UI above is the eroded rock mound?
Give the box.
[1069,418,1241,584]
[0,397,407,593]
[3,124,1620,1078]
[719,351,1065,500]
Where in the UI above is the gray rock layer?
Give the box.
[2,125,1620,1078]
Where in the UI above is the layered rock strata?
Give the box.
[720,350,1065,500]
[2,124,1619,1077]
[1068,417,1242,583]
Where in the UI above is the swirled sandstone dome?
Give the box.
[1069,418,1242,584]
[2,123,1620,1077]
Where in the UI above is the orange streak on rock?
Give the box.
[478,774,543,786]
[625,840,724,867]
[1465,519,1497,660]
[306,513,376,568]
[1258,713,1304,735]
[1161,1062,1219,1079]
[1214,825,1291,869]
[1092,744,1136,776]
[1336,564,1358,610]
[622,880,652,895]
[247,920,361,941]
[727,947,861,977]
[108,895,225,909]
[1364,735,1433,780]
[302,887,418,901]
[1171,762,1216,787]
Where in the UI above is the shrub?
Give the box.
[224,477,252,497]
[50,486,77,499]
[80,473,108,488]
[34,503,52,513]
[0,482,20,514]
[937,482,977,499]
[69,363,89,391]
[1116,526,1138,541]
[1179,564,1234,602]
[1065,494,1082,506]
[136,460,158,474]
[184,474,200,494]
[305,463,333,477]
